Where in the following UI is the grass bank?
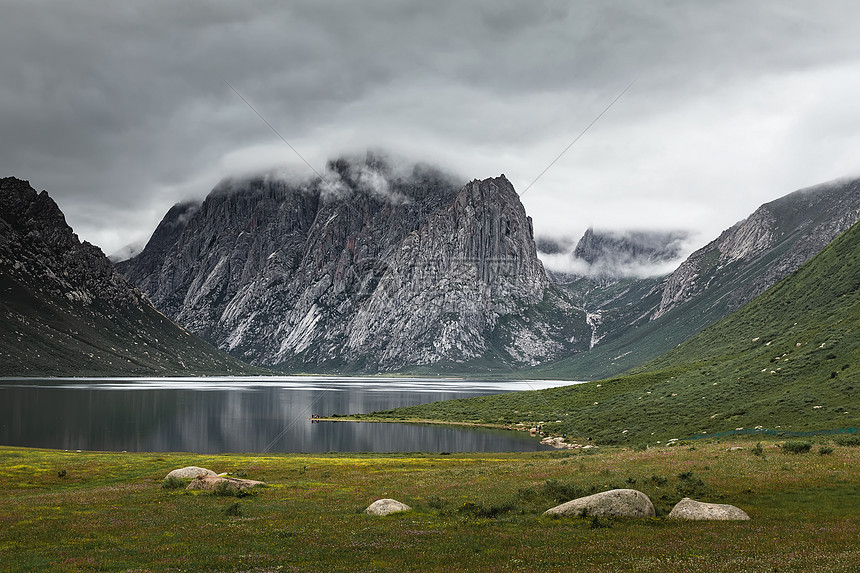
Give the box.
[2,440,858,572]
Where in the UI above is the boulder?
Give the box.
[364,499,412,516]
[668,498,750,520]
[544,489,655,518]
[186,475,266,492]
[165,466,217,480]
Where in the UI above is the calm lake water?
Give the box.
[0,377,576,453]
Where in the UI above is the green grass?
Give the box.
[1,442,859,572]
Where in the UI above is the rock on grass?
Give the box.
[364,499,412,516]
[668,498,750,520]
[543,489,656,518]
[165,466,217,479]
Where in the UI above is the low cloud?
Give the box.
[2,2,860,255]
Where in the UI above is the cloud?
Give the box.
[1,1,860,254]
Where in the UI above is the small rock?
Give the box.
[165,466,217,480]
[186,475,266,492]
[364,499,412,516]
[668,498,750,520]
[544,489,655,518]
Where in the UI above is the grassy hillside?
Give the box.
[354,220,860,444]
[0,273,269,377]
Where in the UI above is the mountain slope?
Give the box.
[537,176,860,379]
[0,177,263,377]
[362,218,860,443]
[118,155,589,371]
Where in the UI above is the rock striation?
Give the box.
[653,178,860,319]
[0,177,259,376]
[119,154,558,370]
[543,489,656,518]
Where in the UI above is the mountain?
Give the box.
[0,177,262,377]
[536,228,686,285]
[361,217,860,443]
[118,155,589,371]
[572,228,688,276]
[538,176,860,379]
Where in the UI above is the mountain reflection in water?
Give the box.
[0,377,578,453]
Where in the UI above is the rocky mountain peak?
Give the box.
[573,228,688,267]
[537,227,687,283]
[0,177,136,307]
[118,158,551,370]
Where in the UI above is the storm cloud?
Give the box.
[2,1,860,257]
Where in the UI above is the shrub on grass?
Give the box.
[222,502,241,517]
[458,499,517,519]
[781,441,812,454]
[751,442,764,457]
[819,446,834,455]
[213,480,253,497]
[834,435,860,447]
[540,479,588,503]
[676,471,709,497]
[589,514,612,529]
[162,476,186,490]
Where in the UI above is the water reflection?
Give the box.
[0,377,578,453]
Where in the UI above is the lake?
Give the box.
[0,376,577,453]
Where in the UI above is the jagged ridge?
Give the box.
[118,155,569,370]
[0,177,262,376]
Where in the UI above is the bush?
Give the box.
[751,442,764,457]
[222,502,241,517]
[676,471,709,497]
[162,476,186,490]
[213,480,253,497]
[834,435,860,447]
[819,446,834,455]
[781,441,812,454]
[540,479,588,503]
[458,499,517,519]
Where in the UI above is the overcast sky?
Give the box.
[3,1,860,259]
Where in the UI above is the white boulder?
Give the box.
[544,489,655,518]
[364,499,412,516]
[668,498,750,520]
[165,466,217,480]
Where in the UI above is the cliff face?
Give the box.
[119,157,554,370]
[653,178,860,319]
[0,177,260,376]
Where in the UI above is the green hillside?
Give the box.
[0,274,267,377]
[355,220,860,444]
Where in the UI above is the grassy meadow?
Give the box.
[2,439,858,572]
